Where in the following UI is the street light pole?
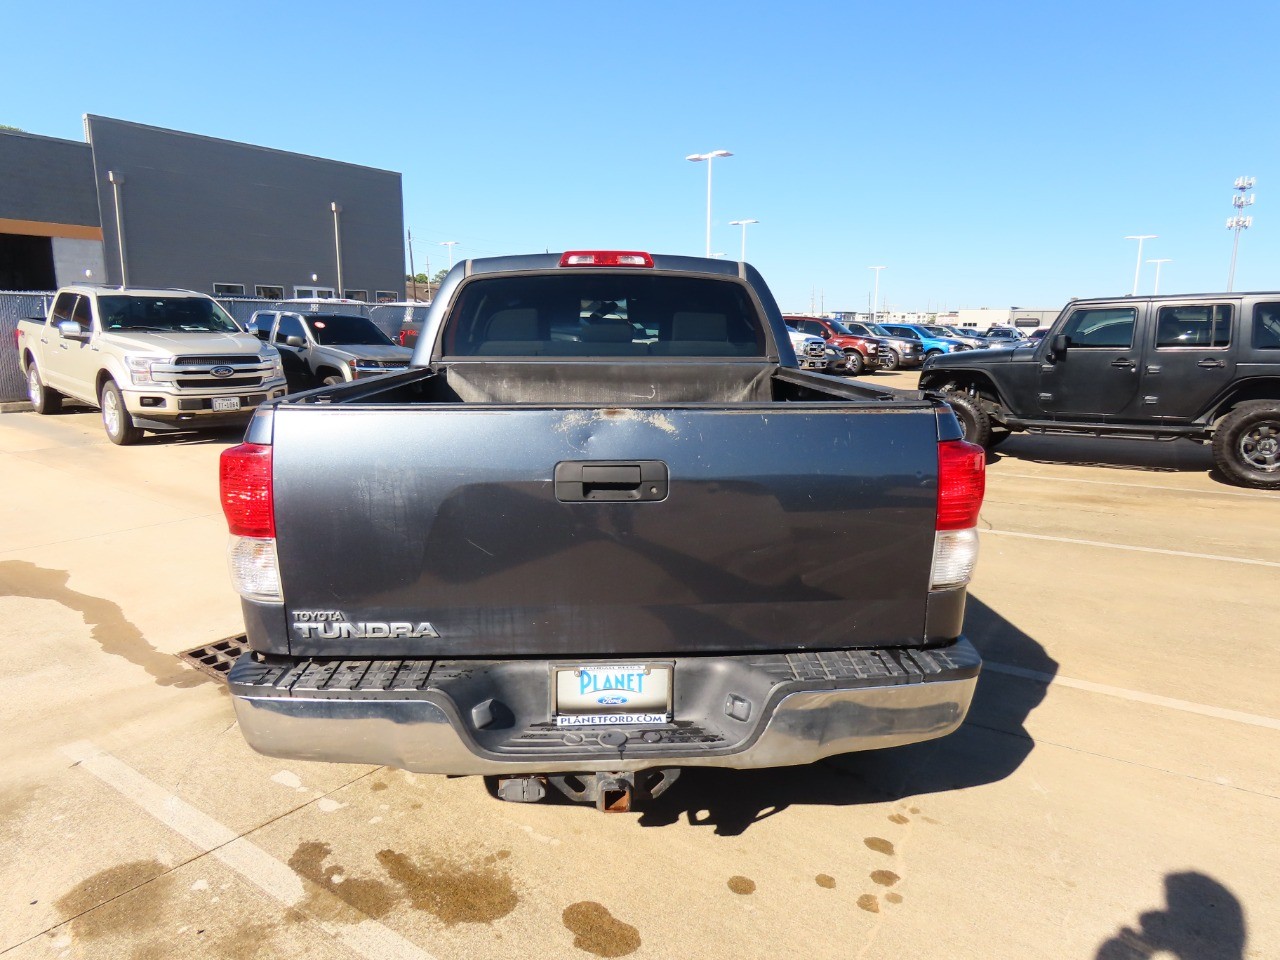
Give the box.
[1226,176,1256,292]
[1146,258,1171,294]
[440,240,459,271]
[686,150,733,256]
[1124,235,1156,296]
[407,228,417,301]
[728,218,758,261]
[868,266,886,324]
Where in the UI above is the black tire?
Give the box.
[844,351,865,376]
[1212,401,1280,489]
[100,379,142,446]
[942,390,993,448]
[879,349,900,371]
[322,374,344,387]
[26,362,63,415]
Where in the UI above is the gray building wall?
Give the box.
[85,116,404,298]
[0,131,100,227]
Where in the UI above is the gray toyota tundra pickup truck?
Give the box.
[220,250,986,810]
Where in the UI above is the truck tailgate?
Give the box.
[271,404,940,657]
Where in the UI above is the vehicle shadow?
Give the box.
[1094,871,1246,959]
[635,595,1056,835]
[991,434,1214,476]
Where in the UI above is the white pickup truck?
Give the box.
[17,286,286,444]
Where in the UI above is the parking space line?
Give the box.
[60,741,439,960]
[984,663,1280,731]
[980,528,1280,568]
[994,472,1280,502]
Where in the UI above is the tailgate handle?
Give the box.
[555,460,668,502]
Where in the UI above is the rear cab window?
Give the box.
[439,274,767,358]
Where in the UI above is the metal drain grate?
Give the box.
[178,636,251,681]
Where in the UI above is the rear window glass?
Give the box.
[1253,302,1280,349]
[440,274,766,358]
[1155,304,1232,348]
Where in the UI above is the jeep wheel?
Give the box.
[100,379,142,446]
[942,390,992,448]
[879,349,900,371]
[1212,401,1280,488]
[27,363,63,415]
[844,351,865,376]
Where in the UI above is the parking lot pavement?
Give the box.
[1,398,1277,960]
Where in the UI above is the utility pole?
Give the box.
[1124,236,1156,296]
[407,228,417,301]
[868,266,886,324]
[1227,176,1256,292]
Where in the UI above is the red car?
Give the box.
[784,315,883,376]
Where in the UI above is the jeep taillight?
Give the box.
[931,439,985,590]
[220,443,281,601]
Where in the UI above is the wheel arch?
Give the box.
[1204,377,1280,426]
[919,369,1009,409]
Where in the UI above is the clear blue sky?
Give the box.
[7,0,1278,312]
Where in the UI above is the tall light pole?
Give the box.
[1146,258,1171,294]
[686,150,733,256]
[1227,176,1256,292]
[868,266,886,323]
[439,240,459,271]
[1124,235,1157,295]
[728,218,758,261]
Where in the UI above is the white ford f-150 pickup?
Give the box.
[17,286,286,444]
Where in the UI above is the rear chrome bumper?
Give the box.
[229,638,980,775]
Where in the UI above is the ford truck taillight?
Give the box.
[930,439,986,590]
[220,442,281,601]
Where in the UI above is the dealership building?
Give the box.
[0,115,405,301]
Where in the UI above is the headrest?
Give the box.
[486,308,539,340]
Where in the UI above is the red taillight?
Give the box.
[936,439,985,530]
[559,251,654,268]
[398,330,407,346]
[220,443,274,537]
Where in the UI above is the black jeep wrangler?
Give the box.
[920,293,1280,488]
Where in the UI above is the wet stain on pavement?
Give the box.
[288,842,396,919]
[909,806,920,814]
[376,848,518,924]
[727,876,756,895]
[886,892,904,904]
[562,901,641,957]
[858,894,881,914]
[888,813,910,825]
[370,781,388,792]
[55,860,171,941]
[815,874,836,889]
[0,561,203,687]
[864,837,895,856]
[870,870,900,887]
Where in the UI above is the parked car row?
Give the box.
[16,286,412,444]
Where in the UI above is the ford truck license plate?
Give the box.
[212,397,241,412]
[554,663,672,727]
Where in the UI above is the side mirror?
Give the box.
[1051,334,1069,357]
[284,335,306,348]
[57,320,88,340]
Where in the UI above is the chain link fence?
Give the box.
[1,292,54,403]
